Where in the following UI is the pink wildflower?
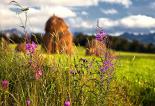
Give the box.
[35,69,43,80]
[2,80,9,90]
[64,100,70,106]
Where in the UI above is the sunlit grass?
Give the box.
[0,44,155,105]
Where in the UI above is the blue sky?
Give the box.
[0,0,155,35]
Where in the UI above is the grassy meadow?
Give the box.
[0,1,154,106]
[0,44,155,106]
[73,46,155,106]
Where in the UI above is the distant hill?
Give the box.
[1,29,155,45]
[2,28,23,36]
[120,32,155,45]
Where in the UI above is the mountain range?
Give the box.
[120,32,155,45]
[1,28,155,45]
[2,28,23,36]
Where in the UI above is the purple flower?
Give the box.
[100,60,113,72]
[104,60,113,66]
[96,29,107,41]
[35,69,43,80]
[2,80,9,90]
[26,98,31,106]
[26,42,37,54]
[64,101,70,106]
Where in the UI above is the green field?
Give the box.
[76,47,155,105]
[116,52,155,105]
[0,45,155,106]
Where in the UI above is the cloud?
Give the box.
[68,17,94,29]
[28,6,77,32]
[109,32,123,36]
[81,11,88,15]
[9,0,99,7]
[101,8,118,15]
[37,6,76,18]
[0,0,154,34]
[101,0,132,8]
[0,6,20,30]
[6,0,132,8]
[120,15,155,28]
[150,1,155,9]
[98,18,118,28]
[0,1,77,32]
[99,15,155,29]
[25,0,132,7]
[150,30,155,33]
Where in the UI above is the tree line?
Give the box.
[74,33,155,53]
[0,32,155,53]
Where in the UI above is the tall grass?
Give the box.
[0,1,154,106]
[0,43,155,105]
[0,44,120,105]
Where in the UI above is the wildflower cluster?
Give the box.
[28,60,43,80]
[100,52,115,72]
[101,60,113,72]
[1,1,119,104]
[25,41,43,80]
[95,27,116,73]
[26,42,37,55]
[96,28,107,42]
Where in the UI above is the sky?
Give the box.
[0,0,155,35]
